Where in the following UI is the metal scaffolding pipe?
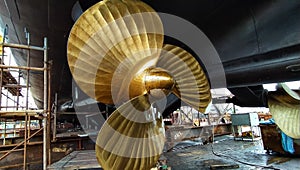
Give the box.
[0,29,5,109]
[47,64,51,165]
[43,37,48,170]
[53,93,58,142]
[0,109,44,114]
[17,70,21,110]
[4,120,6,145]
[23,29,30,170]
[0,65,45,71]
[1,42,44,51]
[2,84,28,88]
[23,115,28,170]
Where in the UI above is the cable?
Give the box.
[210,124,280,170]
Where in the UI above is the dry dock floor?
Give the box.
[48,135,300,170]
[163,135,300,170]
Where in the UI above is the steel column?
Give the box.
[43,37,48,170]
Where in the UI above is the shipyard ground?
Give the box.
[163,135,300,170]
[48,135,300,170]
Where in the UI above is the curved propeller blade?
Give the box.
[67,0,164,104]
[156,44,211,113]
[268,83,300,139]
[96,94,165,169]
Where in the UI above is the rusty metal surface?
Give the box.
[260,124,300,155]
[0,143,43,169]
[165,124,232,151]
[0,136,96,169]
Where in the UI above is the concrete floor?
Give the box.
[163,135,300,170]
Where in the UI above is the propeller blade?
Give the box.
[67,0,164,104]
[156,44,211,113]
[96,94,165,169]
[268,83,300,139]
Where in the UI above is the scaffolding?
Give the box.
[0,27,49,170]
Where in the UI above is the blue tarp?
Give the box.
[259,118,275,125]
[281,132,295,154]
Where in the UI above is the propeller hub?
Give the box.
[144,67,175,99]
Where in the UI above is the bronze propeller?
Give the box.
[67,0,211,169]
